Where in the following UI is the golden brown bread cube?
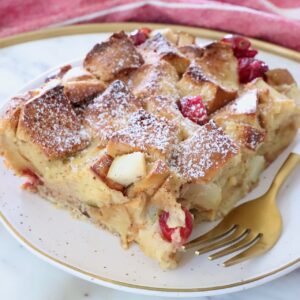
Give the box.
[145,95,179,120]
[214,121,265,152]
[84,31,144,82]
[245,78,297,132]
[175,31,196,47]
[178,45,204,59]
[17,86,90,159]
[107,109,180,160]
[62,66,106,103]
[0,90,44,172]
[152,29,196,47]
[91,153,113,179]
[127,160,170,198]
[212,89,260,125]
[129,61,179,100]
[241,79,299,161]
[144,95,200,140]
[64,80,106,104]
[265,69,296,86]
[45,64,72,82]
[265,69,300,107]
[212,89,266,152]
[0,90,39,133]
[138,33,190,74]
[236,124,266,151]
[177,42,239,114]
[83,80,142,143]
[91,154,125,192]
[170,120,240,183]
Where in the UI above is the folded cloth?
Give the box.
[0,0,300,51]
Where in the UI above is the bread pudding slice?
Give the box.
[1,29,299,269]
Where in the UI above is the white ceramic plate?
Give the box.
[1,25,300,297]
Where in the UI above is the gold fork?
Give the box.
[182,152,300,267]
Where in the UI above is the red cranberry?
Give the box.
[159,208,193,244]
[221,34,269,83]
[179,96,207,125]
[130,28,152,46]
[22,169,43,190]
[221,35,257,58]
[238,57,269,84]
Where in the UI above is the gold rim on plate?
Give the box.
[0,22,299,294]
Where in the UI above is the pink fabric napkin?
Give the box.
[1,0,300,51]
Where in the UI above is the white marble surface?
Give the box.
[0,33,300,300]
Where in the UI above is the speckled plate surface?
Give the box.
[0,24,300,298]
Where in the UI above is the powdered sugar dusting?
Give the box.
[21,86,90,159]
[186,61,209,83]
[83,80,141,141]
[110,109,179,155]
[84,31,143,81]
[139,33,183,63]
[230,89,258,114]
[170,120,239,181]
[130,61,179,100]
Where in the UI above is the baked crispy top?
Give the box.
[17,86,90,159]
[170,120,239,182]
[185,43,238,90]
[212,89,266,151]
[107,109,180,158]
[139,33,184,63]
[212,89,259,123]
[84,80,142,142]
[129,61,179,99]
[84,31,144,81]
[3,28,296,184]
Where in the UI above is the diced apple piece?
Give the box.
[107,152,146,187]
[182,182,222,211]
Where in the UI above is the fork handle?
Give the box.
[268,153,300,198]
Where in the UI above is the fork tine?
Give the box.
[195,228,249,255]
[182,224,237,251]
[208,233,260,260]
[223,233,264,267]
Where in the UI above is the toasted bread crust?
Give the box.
[17,86,90,159]
[177,42,239,114]
[139,33,190,74]
[107,109,180,159]
[84,31,144,81]
[170,120,239,183]
[129,61,179,100]
[62,67,107,103]
[83,80,142,145]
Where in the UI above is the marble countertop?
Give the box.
[0,33,300,300]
